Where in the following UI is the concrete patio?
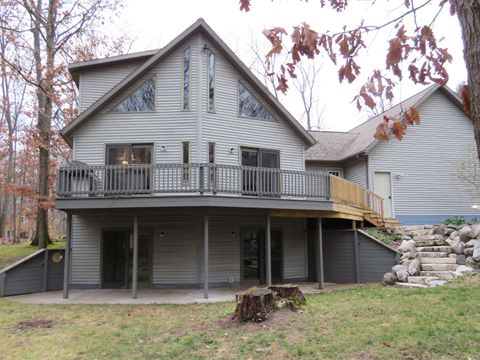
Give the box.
[6,282,363,305]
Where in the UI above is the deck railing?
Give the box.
[57,163,384,219]
[329,175,384,219]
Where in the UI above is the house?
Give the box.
[55,19,398,300]
[306,85,480,225]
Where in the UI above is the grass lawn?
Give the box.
[1,276,480,359]
[0,240,65,269]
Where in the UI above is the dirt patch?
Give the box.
[15,318,57,332]
[218,307,303,331]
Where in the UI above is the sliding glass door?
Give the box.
[241,148,279,195]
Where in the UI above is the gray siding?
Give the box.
[305,161,344,175]
[70,209,306,287]
[1,249,65,296]
[323,230,397,283]
[344,157,367,188]
[358,231,398,282]
[323,230,356,283]
[73,34,306,170]
[79,60,144,112]
[367,90,480,218]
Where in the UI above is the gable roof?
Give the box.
[62,18,316,147]
[305,84,465,162]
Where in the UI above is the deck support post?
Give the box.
[316,218,324,289]
[132,214,139,299]
[204,215,209,299]
[63,213,72,299]
[266,215,272,286]
[353,220,360,283]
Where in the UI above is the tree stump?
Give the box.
[232,288,274,322]
[269,284,307,307]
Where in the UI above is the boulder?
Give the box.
[449,253,458,259]
[457,254,466,265]
[392,264,408,275]
[466,239,476,248]
[449,231,458,240]
[446,224,458,230]
[458,225,472,242]
[408,259,421,276]
[464,248,474,257]
[401,235,413,241]
[466,257,479,269]
[472,224,480,239]
[444,228,454,237]
[398,240,416,253]
[456,265,474,275]
[451,238,465,255]
[473,240,480,261]
[383,272,397,285]
[400,259,411,267]
[397,268,409,282]
[433,224,447,236]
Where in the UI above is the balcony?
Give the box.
[57,163,385,223]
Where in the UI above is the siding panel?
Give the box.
[368,91,480,218]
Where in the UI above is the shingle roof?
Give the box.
[305,84,463,162]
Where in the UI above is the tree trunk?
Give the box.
[268,284,307,306]
[233,288,274,322]
[457,1,480,162]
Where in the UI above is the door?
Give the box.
[374,172,393,218]
[241,228,283,284]
[102,230,128,288]
[102,230,152,289]
[241,148,280,195]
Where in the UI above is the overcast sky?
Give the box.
[114,0,467,131]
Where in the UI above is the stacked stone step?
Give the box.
[383,224,476,288]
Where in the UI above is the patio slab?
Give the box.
[6,282,364,305]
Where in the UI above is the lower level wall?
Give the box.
[396,214,480,225]
[70,209,307,288]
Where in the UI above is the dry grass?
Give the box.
[1,276,480,359]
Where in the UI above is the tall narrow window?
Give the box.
[238,82,272,120]
[208,142,215,164]
[113,76,155,112]
[183,48,190,110]
[182,141,190,183]
[208,51,215,111]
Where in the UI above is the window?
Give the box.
[182,141,190,183]
[208,51,215,111]
[208,142,215,164]
[241,147,280,195]
[238,82,272,120]
[327,169,344,177]
[106,144,152,165]
[6,229,13,238]
[183,48,190,110]
[113,76,155,112]
[105,144,153,192]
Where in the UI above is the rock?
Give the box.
[457,254,466,265]
[451,238,465,255]
[397,268,409,282]
[408,259,421,276]
[472,224,480,239]
[427,279,447,287]
[447,224,458,230]
[424,225,433,229]
[455,265,474,275]
[398,240,416,253]
[401,235,413,241]
[383,272,397,285]
[444,228,454,236]
[449,253,458,259]
[449,231,458,240]
[466,239,476,248]
[400,259,411,267]
[464,248,474,257]
[473,240,480,261]
[466,257,480,269]
[392,264,408,275]
[433,224,447,236]
[458,225,472,242]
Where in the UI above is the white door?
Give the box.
[374,172,393,218]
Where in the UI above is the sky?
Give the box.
[113,0,468,132]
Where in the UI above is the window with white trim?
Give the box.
[327,168,344,177]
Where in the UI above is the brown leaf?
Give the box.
[374,122,389,142]
[239,0,250,12]
[391,121,406,141]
